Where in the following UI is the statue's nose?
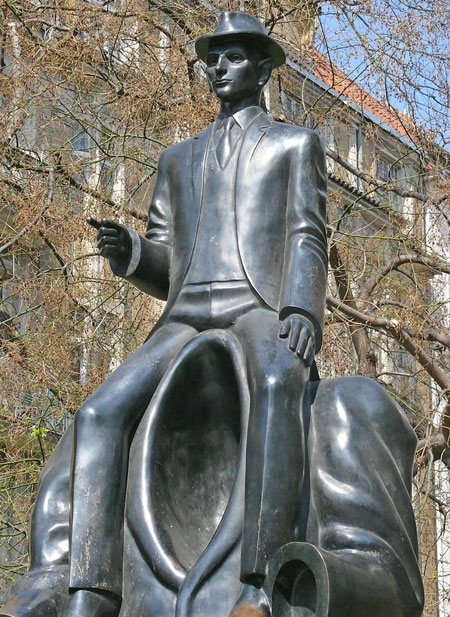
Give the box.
[216,55,227,76]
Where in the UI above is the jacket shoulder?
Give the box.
[269,121,325,151]
[158,139,191,163]
[159,126,210,161]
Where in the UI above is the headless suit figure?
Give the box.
[63,12,327,617]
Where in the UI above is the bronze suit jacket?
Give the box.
[118,110,328,350]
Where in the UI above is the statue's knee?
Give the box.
[259,361,303,391]
[261,371,282,389]
[75,399,111,431]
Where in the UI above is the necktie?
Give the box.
[216,116,235,169]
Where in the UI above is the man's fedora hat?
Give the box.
[195,12,286,68]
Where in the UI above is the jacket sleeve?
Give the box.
[279,129,328,351]
[109,150,172,300]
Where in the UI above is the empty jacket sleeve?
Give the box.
[279,130,328,351]
[109,150,172,300]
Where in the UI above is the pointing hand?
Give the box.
[87,217,132,262]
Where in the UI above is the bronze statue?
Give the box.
[0,12,424,617]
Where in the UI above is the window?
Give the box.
[356,126,363,167]
[375,153,403,211]
[318,121,337,173]
[376,157,390,182]
[72,123,91,155]
[376,153,401,183]
[282,92,301,123]
[391,349,417,406]
[349,125,363,189]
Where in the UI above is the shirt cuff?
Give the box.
[109,229,141,278]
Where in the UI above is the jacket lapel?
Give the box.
[236,111,271,174]
[235,112,272,295]
[173,124,213,288]
[191,125,212,205]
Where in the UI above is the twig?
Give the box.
[361,254,450,300]
[0,204,49,254]
[327,294,450,393]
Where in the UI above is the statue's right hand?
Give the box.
[87,217,132,262]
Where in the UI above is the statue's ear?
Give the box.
[257,58,273,87]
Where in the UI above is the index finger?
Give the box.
[87,216,102,230]
[98,219,124,232]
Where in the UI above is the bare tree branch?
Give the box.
[0,204,49,254]
[329,242,377,377]
[361,254,450,300]
[327,294,450,393]
[326,146,450,208]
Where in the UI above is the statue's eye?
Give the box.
[206,55,218,67]
[230,54,243,62]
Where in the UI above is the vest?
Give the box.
[185,122,246,284]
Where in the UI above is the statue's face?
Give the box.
[206,40,263,104]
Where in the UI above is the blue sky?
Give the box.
[316,1,450,150]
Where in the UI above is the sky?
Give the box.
[316,0,450,150]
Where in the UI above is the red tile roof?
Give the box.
[285,43,416,140]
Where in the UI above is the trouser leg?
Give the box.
[69,321,197,596]
[232,308,308,582]
[305,376,424,616]
[29,424,73,571]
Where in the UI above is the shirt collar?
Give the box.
[217,106,262,130]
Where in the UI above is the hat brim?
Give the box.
[195,31,286,68]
